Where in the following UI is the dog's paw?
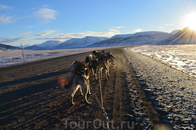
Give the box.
[71,102,75,105]
[87,102,92,105]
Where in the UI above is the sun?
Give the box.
[184,13,196,30]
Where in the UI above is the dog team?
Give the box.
[59,50,115,105]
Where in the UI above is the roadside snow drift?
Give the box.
[132,45,196,77]
[0,47,110,67]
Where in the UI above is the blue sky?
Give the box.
[1,0,196,46]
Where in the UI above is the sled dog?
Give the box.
[61,61,91,105]
[85,54,99,79]
[92,50,115,80]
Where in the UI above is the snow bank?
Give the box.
[0,47,110,67]
[131,45,196,77]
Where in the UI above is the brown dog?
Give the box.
[61,61,91,105]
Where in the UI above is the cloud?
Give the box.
[109,29,120,33]
[0,36,29,43]
[35,30,57,36]
[53,30,119,39]
[158,26,164,29]
[27,26,37,29]
[164,24,173,26]
[0,4,13,10]
[19,32,32,35]
[158,23,173,29]
[133,29,142,33]
[0,15,13,24]
[113,26,126,29]
[33,8,57,22]
[35,37,67,41]
[35,29,120,42]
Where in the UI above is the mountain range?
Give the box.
[25,36,108,50]
[25,31,174,50]
[54,36,108,49]
[25,41,63,50]
[3,27,196,51]
[91,31,173,47]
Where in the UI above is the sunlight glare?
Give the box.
[184,13,196,30]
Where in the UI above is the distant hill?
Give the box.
[0,43,21,50]
[54,36,108,49]
[158,27,196,45]
[91,31,172,47]
[170,30,180,35]
[110,34,133,39]
[25,36,108,50]
[25,40,62,50]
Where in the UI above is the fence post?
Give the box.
[20,42,25,62]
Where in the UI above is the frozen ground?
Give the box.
[132,45,196,77]
[0,47,111,67]
[124,47,196,129]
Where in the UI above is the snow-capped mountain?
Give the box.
[91,31,172,47]
[25,36,108,50]
[170,30,180,35]
[23,30,184,50]
[54,36,108,49]
[38,40,62,48]
[25,40,62,50]
[110,34,133,39]
[158,27,196,45]
[0,43,21,51]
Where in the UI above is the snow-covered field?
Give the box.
[125,46,196,129]
[0,47,111,67]
[132,45,196,77]
[2,45,196,75]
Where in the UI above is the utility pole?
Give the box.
[20,42,25,62]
